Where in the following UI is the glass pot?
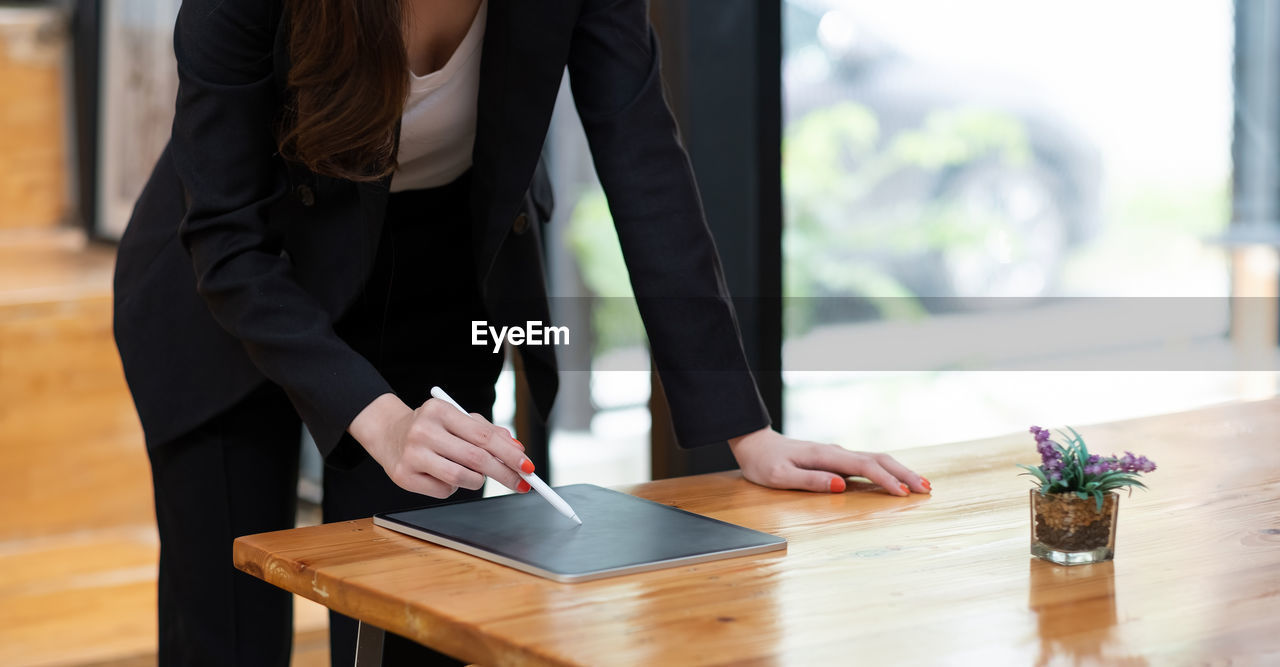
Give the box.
[1030,489,1119,565]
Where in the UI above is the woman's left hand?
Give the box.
[728,427,931,496]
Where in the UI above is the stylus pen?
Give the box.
[430,386,583,525]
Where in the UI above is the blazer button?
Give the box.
[295,184,315,206]
[512,212,530,235]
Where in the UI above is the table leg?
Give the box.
[353,620,385,666]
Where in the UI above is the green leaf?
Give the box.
[1094,471,1135,486]
[1017,464,1048,485]
[1054,429,1074,454]
[1056,426,1084,450]
[1066,426,1088,457]
[1017,474,1048,491]
[1068,463,1085,490]
[1093,473,1148,493]
[1075,491,1088,500]
[1093,490,1104,512]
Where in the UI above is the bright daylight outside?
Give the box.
[499,0,1270,490]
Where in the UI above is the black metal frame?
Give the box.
[647,0,784,478]
[69,0,100,239]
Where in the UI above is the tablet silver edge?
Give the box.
[371,514,786,583]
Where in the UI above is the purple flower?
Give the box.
[1088,457,1120,473]
[1026,424,1156,491]
[1078,452,1157,477]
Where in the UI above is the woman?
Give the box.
[113,0,929,664]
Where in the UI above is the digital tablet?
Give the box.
[372,483,786,583]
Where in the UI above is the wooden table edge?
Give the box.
[234,521,575,666]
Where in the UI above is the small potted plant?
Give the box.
[1020,425,1156,565]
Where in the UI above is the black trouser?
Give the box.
[147,172,504,666]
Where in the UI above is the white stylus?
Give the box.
[429,386,582,525]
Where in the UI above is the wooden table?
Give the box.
[235,398,1280,665]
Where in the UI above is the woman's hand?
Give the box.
[728,427,930,496]
[349,393,533,499]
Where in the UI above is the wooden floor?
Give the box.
[0,229,329,666]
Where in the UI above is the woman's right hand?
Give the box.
[349,393,532,498]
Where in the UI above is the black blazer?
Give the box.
[113,0,770,462]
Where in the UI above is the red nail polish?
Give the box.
[829,477,846,493]
[899,483,910,495]
[520,459,536,474]
[513,438,525,451]
[921,476,932,490]
[517,480,531,493]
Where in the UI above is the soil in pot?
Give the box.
[1034,492,1117,552]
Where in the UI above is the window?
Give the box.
[780,0,1268,451]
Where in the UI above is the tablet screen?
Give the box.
[373,483,786,582]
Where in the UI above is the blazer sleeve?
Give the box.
[169,0,392,460]
[566,0,772,447]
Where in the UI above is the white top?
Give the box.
[389,0,486,192]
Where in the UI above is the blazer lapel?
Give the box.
[469,0,511,285]
[470,0,574,284]
[355,176,393,274]
[356,119,397,257]
[272,4,289,98]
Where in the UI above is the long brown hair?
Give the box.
[277,0,408,181]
